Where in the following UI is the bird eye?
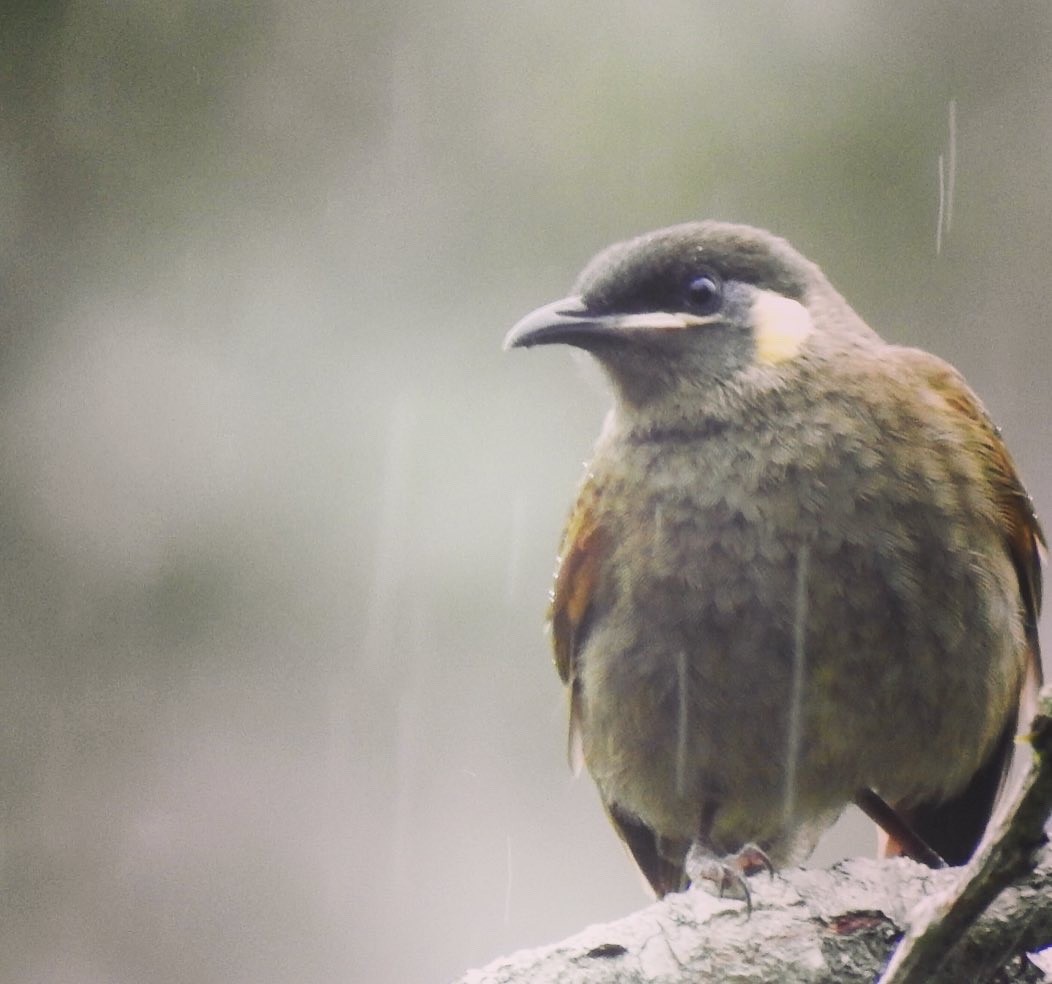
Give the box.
[685,274,722,315]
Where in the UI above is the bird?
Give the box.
[504,221,1044,901]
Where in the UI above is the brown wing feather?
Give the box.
[550,477,604,685]
[549,476,604,774]
[549,478,685,892]
[924,360,1044,676]
[885,355,1044,864]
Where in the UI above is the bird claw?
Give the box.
[735,843,774,878]
[684,842,773,916]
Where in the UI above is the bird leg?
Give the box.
[684,840,773,916]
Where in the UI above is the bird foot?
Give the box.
[684,842,773,916]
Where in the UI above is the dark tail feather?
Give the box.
[605,801,689,898]
[889,712,1019,866]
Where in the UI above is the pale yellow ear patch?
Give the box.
[752,290,814,364]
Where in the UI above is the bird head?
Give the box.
[505,222,873,412]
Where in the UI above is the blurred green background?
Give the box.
[2,3,1051,982]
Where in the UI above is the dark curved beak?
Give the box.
[504,296,713,351]
[503,296,601,350]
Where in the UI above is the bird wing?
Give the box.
[550,476,603,685]
[549,476,691,896]
[885,351,1044,864]
[549,476,603,774]
[922,358,1045,667]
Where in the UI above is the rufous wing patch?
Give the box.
[549,477,604,684]
[549,477,604,771]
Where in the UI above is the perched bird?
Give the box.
[505,221,1043,900]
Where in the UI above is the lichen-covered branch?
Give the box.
[454,854,1052,983]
